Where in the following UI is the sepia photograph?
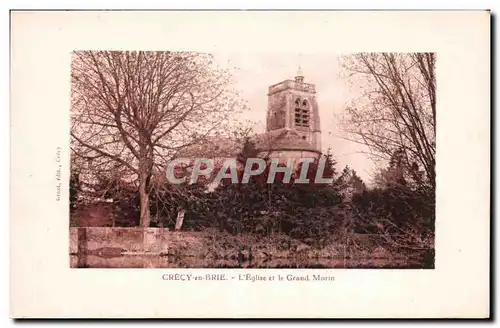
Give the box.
[10,10,489,318]
[69,51,436,269]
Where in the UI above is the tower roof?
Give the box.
[295,66,305,83]
[296,66,303,77]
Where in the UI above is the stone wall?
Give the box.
[69,227,206,257]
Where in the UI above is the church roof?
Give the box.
[175,135,240,158]
[174,128,320,161]
[253,128,320,153]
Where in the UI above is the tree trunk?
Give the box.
[139,171,151,228]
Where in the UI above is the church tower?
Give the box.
[266,70,322,153]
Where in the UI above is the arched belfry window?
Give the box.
[294,98,310,128]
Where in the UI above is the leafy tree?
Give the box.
[336,165,367,201]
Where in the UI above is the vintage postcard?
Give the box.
[10,10,490,318]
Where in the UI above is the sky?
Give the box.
[213,52,376,184]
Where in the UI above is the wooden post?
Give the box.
[175,210,186,231]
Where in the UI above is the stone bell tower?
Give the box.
[266,68,322,152]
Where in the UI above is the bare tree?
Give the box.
[338,53,436,189]
[71,51,245,228]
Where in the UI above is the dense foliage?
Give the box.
[70,145,435,251]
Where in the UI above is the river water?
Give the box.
[71,254,430,269]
